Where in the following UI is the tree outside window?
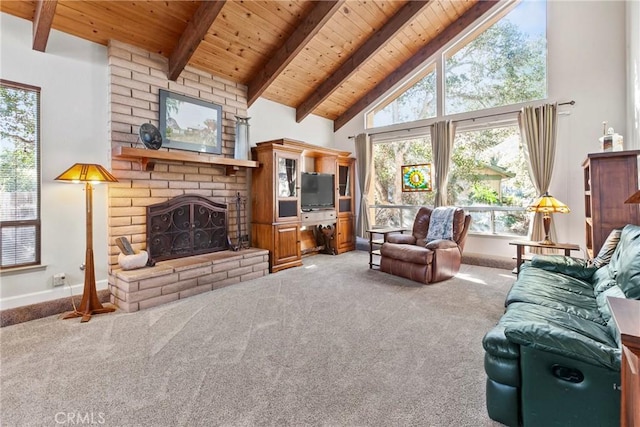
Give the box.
[368,0,546,236]
[449,126,534,235]
[369,66,437,128]
[373,137,433,227]
[0,82,40,268]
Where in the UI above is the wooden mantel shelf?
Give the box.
[113,146,259,174]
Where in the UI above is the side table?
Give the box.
[367,227,408,269]
[509,240,581,275]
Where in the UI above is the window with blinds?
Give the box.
[0,80,41,269]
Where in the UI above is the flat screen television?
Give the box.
[301,172,335,211]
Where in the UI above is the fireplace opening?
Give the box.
[146,194,228,261]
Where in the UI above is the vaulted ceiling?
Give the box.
[0,0,499,130]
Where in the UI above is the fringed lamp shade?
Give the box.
[527,192,570,245]
[55,163,118,183]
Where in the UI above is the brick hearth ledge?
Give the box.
[109,248,269,312]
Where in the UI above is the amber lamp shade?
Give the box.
[527,192,570,246]
[55,163,117,322]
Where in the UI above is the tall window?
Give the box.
[366,0,547,126]
[368,0,547,236]
[0,80,41,268]
[373,136,434,227]
[368,64,437,128]
[448,125,534,235]
[444,0,547,115]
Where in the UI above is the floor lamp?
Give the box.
[527,192,570,246]
[55,163,118,322]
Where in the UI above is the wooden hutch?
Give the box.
[582,150,640,257]
[251,139,355,272]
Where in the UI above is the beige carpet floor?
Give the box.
[0,251,513,426]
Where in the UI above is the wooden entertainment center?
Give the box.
[250,139,355,272]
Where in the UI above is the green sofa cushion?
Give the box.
[500,302,620,370]
[596,285,627,323]
[609,224,640,298]
[530,254,597,280]
[516,264,595,296]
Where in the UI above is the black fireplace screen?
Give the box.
[146,195,227,261]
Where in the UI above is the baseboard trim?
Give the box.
[0,290,111,327]
[462,252,515,270]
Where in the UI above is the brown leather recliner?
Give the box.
[379,207,471,284]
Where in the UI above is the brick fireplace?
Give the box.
[106,40,268,312]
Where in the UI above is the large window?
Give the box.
[448,125,534,235]
[0,80,41,268]
[368,64,437,128]
[373,136,434,227]
[366,0,547,127]
[444,0,547,115]
[368,0,546,236]
[372,125,535,235]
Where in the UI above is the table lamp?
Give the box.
[55,163,118,322]
[527,192,570,246]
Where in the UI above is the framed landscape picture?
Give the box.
[159,89,222,154]
[402,163,432,192]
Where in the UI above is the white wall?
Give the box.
[0,14,109,308]
[249,98,334,148]
[547,0,627,257]
[335,0,629,259]
[628,0,640,150]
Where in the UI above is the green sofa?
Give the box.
[482,224,640,426]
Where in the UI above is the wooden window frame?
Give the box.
[0,79,42,269]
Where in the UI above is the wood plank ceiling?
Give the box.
[0,0,499,131]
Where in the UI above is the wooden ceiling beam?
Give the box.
[32,0,58,52]
[247,0,345,107]
[333,0,500,132]
[168,0,226,81]
[296,0,434,123]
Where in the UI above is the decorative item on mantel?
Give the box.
[138,123,163,150]
[234,116,251,160]
[599,121,624,152]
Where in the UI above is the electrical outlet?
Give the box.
[53,273,66,287]
[241,234,249,242]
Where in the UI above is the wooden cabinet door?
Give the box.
[275,151,300,222]
[337,215,354,253]
[273,223,301,267]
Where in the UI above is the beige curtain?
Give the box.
[518,103,559,244]
[355,133,372,238]
[431,120,456,207]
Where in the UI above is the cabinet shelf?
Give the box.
[113,146,259,174]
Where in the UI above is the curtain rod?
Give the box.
[347,100,576,139]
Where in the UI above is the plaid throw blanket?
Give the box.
[426,207,456,242]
